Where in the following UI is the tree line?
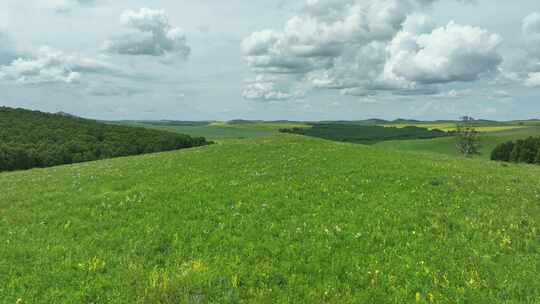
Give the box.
[0,107,211,172]
[491,137,540,164]
[280,123,449,144]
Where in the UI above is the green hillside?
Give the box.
[1,135,539,303]
[376,126,540,159]
[115,121,289,142]
[0,107,210,172]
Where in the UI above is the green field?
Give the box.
[2,134,539,303]
[381,123,527,133]
[376,126,540,159]
[210,122,310,131]
[116,122,276,142]
[115,121,311,143]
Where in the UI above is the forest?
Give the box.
[0,107,211,172]
[280,123,450,144]
[491,136,540,164]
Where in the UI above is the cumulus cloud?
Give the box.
[435,88,511,100]
[523,12,540,38]
[242,75,305,101]
[518,12,540,86]
[384,21,502,86]
[103,8,191,58]
[0,47,116,84]
[526,72,540,87]
[242,0,502,101]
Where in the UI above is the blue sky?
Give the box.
[0,0,539,121]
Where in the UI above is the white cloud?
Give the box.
[103,8,190,58]
[384,21,502,85]
[242,76,305,101]
[242,0,502,101]
[434,88,512,100]
[523,12,540,37]
[517,12,540,86]
[526,72,540,87]
[0,47,115,84]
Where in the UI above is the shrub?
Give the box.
[492,136,540,165]
[279,123,450,144]
[491,141,515,162]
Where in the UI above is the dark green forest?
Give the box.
[491,137,540,164]
[0,107,211,172]
[280,124,450,144]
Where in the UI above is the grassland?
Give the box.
[117,122,274,142]
[116,121,309,143]
[381,123,527,133]
[210,122,310,131]
[1,134,539,303]
[377,126,540,159]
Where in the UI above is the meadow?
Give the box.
[376,126,540,159]
[116,121,301,142]
[1,134,539,303]
[380,123,527,133]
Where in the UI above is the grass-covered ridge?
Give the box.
[1,135,539,303]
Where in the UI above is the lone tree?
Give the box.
[456,116,481,157]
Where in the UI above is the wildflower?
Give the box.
[87,256,106,272]
[191,260,205,272]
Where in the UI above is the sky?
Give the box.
[0,0,539,121]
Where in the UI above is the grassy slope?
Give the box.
[116,122,274,142]
[209,122,311,131]
[118,121,311,143]
[376,126,540,159]
[1,135,540,303]
[382,124,526,132]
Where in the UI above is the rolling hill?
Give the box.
[1,134,539,303]
[0,107,210,172]
[376,126,540,159]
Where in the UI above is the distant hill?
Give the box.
[130,120,213,127]
[280,123,450,144]
[55,111,80,118]
[0,107,211,172]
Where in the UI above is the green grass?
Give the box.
[116,122,274,142]
[1,134,539,303]
[117,121,311,143]
[376,126,540,159]
[381,123,526,133]
[210,122,311,131]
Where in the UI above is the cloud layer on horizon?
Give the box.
[0,47,116,84]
